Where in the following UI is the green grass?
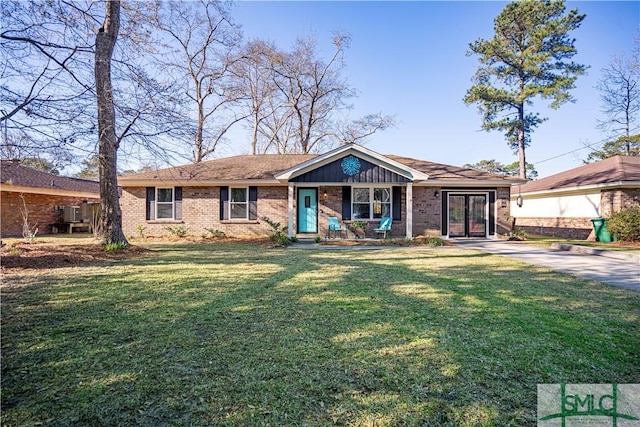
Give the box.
[2,243,639,426]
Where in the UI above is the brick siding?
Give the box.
[1,191,98,238]
[123,185,513,239]
[121,186,289,238]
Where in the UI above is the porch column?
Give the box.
[405,182,413,239]
[287,183,294,237]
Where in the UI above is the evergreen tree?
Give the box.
[464,0,587,179]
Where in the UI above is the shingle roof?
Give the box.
[385,155,523,182]
[0,160,100,195]
[119,152,522,185]
[518,155,640,193]
[119,154,316,183]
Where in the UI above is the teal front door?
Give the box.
[297,188,318,233]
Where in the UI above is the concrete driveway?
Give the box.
[452,239,639,291]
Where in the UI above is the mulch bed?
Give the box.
[1,241,153,272]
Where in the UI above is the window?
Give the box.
[156,188,174,219]
[230,187,248,219]
[352,187,391,220]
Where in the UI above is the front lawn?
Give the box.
[2,242,639,426]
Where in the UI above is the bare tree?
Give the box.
[587,36,640,161]
[152,0,247,162]
[1,1,96,163]
[234,33,394,154]
[2,0,191,243]
[95,0,127,245]
[230,39,287,154]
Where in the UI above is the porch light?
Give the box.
[434,190,439,198]
[323,190,328,200]
[516,185,523,207]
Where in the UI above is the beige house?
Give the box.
[118,145,523,240]
[511,155,640,239]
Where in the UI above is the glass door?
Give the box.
[469,195,487,237]
[448,195,466,237]
[448,194,487,237]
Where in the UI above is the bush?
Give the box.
[607,207,640,242]
[105,241,127,251]
[262,216,292,247]
[164,225,189,237]
[204,228,226,239]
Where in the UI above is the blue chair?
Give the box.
[327,216,345,239]
[374,217,392,239]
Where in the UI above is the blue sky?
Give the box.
[226,1,639,178]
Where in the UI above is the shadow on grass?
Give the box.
[2,243,639,426]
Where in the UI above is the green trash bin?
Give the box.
[591,218,612,243]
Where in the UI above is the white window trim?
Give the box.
[156,187,175,220]
[351,186,392,220]
[229,186,249,220]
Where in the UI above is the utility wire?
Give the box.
[533,125,640,165]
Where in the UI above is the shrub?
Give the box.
[262,216,292,247]
[314,236,321,243]
[506,227,526,241]
[424,237,444,246]
[607,207,640,242]
[204,228,226,239]
[164,225,189,237]
[105,241,127,251]
[136,224,147,240]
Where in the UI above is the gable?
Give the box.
[292,154,409,183]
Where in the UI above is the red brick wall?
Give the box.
[412,186,440,237]
[122,185,512,239]
[1,191,98,238]
[514,217,594,240]
[121,186,289,238]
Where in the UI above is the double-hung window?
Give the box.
[156,188,174,219]
[352,187,391,220]
[145,186,182,221]
[229,187,248,220]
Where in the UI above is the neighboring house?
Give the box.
[118,144,524,240]
[0,160,100,237]
[510,155,640,239]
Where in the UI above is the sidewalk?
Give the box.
[452,239,639,291]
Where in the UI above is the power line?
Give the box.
[533,126,640,165]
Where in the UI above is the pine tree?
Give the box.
[464,0,587,179]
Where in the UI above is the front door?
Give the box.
[297,188,318,233]
[448,194,487,237]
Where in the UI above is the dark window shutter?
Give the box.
[392,186,402,220]
[146,187,155,220]
[489,191,496,235]
[174,187,183,220]
[220,186,229,220]
[248,186,258,220]
[342,186,351,220]
[441,191,448,236]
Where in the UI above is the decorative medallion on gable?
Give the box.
[340,155,361,176]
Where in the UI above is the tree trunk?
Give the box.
[517,105,527,180]
[95,0,127,245]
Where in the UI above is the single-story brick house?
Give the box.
[510,155,640,239]
[0,160,100,237]
[119,144,524,239]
